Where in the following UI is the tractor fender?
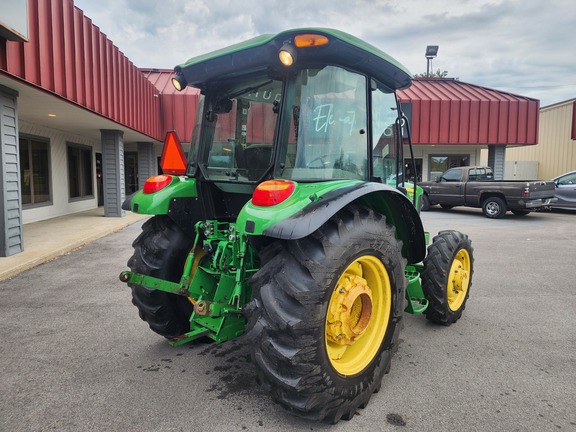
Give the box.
[263,182,426,264]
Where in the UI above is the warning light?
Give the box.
[160,131,187,175]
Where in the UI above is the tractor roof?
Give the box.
[174,28,412,91]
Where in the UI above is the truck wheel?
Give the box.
[422,230,473,325]
[482,196,507,218]
[128,216,194,339]
[250,206,406,423]
[421,194,431,211]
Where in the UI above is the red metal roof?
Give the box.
[398,78,539,145]
[0,0,162,140]
[140,69,200,143]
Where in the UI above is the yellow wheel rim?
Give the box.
[325,255,391,376]
[447,248,471,311]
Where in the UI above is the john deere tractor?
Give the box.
[119,28,473,423]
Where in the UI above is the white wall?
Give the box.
[19,120,100,224]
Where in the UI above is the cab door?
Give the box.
[430,168,466,205]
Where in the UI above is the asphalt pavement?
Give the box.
[0,207,575,432]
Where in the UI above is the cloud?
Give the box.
[74,0,576,106]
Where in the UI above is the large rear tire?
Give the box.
[422,230,474,325]
[249,206,406,423]
[128,216,194,339]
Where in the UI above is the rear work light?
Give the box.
[143,175,172,194]
[160,131,187,175]
[252,180,295,206]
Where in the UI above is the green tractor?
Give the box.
[119,28,473,423]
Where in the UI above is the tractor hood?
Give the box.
[174,28,412,91]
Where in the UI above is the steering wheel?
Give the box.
[306,154,334,169]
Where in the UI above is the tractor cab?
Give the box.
[164,29,419,219]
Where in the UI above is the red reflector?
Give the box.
[252,180,295,206]
[160,131,187,175]
[143,175,172,194]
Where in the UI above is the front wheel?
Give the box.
[249,206,406,423]
[482,196,507,218]
[422,230,474,325]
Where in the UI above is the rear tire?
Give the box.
[128,216,194,339]
[422,230,474,325]
[249,205,406,423]
[482,196,507,218]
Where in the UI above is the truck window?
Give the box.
[440,169,462,182]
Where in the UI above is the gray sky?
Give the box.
[74,0,576,107]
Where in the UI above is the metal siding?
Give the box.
[51,0,66,96]
[398,79,538,146]
[1,0,162,140]
[137,142,155,188]
[23,0,40,84]
[101,130,125,217]
[63,0,76,100]
[572,101,576,140]
[0,88,23,256]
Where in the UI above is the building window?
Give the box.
[67,143,93,200]
[429,155,470,179]
[19,137,51,206]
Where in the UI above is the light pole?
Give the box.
[425,45,439,77]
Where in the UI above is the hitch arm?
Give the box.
[119,271,191,297]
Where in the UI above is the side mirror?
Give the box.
[434,176,440,182]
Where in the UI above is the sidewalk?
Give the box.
[0,208,149,282]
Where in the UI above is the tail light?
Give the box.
[143,175,172,194]
[252,180,295,206]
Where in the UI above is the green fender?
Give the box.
[126,176,198,214]
[238,181,426,265]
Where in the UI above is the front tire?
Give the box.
[422,230,473,325]
[250,206,406,423]
[128,216,194,339]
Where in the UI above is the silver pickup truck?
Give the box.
[419,166,556,218]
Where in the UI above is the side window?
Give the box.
[468,168,479,181]
[20,136,51,206]
[558,172,576,186]
[67,143,93,201]
[440,169,462,182]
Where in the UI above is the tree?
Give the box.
[414,69,450,78]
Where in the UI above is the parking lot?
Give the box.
[1,208,574,432]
